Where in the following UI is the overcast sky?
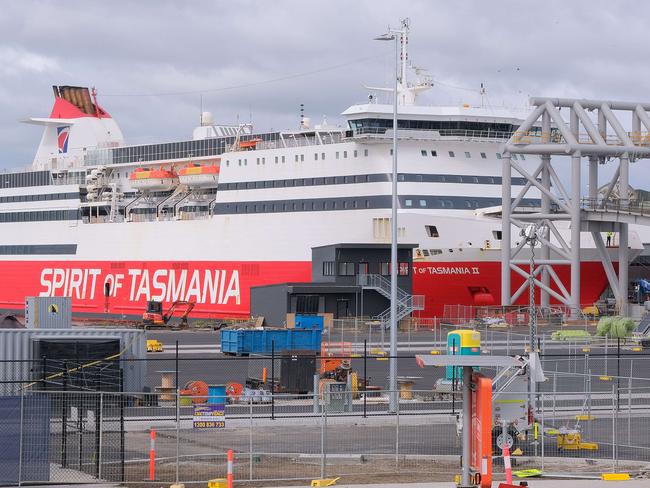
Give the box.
[2,0,650,185]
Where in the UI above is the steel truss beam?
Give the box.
[501,97,650,316]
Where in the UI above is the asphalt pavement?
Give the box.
[143,329,650,395]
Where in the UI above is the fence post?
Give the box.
[320,388,327,480]
[271,341,275,421]
[249,397,253,481]
[627,377,632,446]
[540,394,544,472]
[604,335,609,376]
[395,394,400,472]
[611,384,617,472]
[587,370,592,439]
[617,338,621,411]
[18,388,24,487]
[62,361,68,468]
[175,340,179,415]
[98,393,103,481]
[363,340,367,418]
[95,379,101,478]
[175,389,180,485]
[119,370,125,483]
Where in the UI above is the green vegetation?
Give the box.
[595,316,636,339]
[551,330,591,341]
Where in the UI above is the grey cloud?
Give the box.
[2,0,650,190]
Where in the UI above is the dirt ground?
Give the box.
[120,455,649,487]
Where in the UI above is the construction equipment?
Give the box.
[320,342,352,382]
[142,300,195,328]
[146,339,164,352]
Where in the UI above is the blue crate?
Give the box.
[294,315,324,330]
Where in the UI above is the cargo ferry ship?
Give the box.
[0,24,641,319]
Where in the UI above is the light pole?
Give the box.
[520,222,545,426]
[375,21,404,412]
[520,223,545,353]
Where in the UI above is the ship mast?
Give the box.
[365,18,433,106]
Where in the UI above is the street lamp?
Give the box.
[520,222,546,427]
[374,22,404,413]
[520,223,546,353]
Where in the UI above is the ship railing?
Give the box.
[350,127,514,141]
[178,211,210,220]
[257,132,344,151]
[82,215,125,224]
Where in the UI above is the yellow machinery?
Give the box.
[146,339,164,352]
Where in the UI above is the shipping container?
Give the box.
[220,328,322,356]
[0,328,146,395]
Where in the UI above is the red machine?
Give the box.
[470,373,493,488]
[143,300,195,328]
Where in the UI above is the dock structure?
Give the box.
[501,97,650,316]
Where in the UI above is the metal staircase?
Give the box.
[357,274,425,329]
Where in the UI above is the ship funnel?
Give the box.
[54,85,98,116]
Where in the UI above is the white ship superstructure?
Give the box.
[0,24,641,318]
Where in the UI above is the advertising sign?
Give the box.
[193,404,225,429]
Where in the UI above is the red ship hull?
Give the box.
[0,260,609,320]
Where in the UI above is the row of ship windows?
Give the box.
[322,261,409,277]
[0,171,52,189]
[225,149,526,167]
[225,148,370,167]
[215,195,538,214]
[0,192,79,203]
[420,150,527,160]
[0,244,77,255]
[0,210,79,223]
[219,173,528,191]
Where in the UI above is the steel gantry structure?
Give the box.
[501,97,650,317]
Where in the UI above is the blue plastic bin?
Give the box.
[207,384,226,405]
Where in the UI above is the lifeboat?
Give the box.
[178,162,220,188]
[239,138,261,150]
[129,167,178,192]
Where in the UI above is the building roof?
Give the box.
[251,282,361,293]
[311,243,418,250]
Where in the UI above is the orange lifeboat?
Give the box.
[239,138,261,150]
[129,167,178,191]
[178,162,220,188]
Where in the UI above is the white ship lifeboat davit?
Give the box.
[129,167,179,192]
[177,162,220,188]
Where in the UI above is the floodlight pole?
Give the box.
[529,238,537,354]
[375,21,405,413]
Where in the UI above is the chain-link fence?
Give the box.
[3,334,650,485]
[5,383,650,485]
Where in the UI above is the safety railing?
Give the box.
[581,197,650,217]
[357,273,410,301]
